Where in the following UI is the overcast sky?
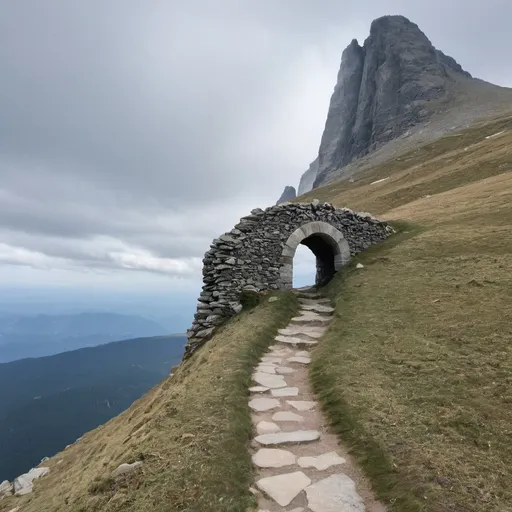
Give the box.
[1,1,511,302]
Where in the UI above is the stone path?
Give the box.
[249,289,385,512]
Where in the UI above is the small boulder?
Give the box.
[14,467,50,495]
[0,480,12,497]
[356,263,364,269]
[268,296,279,303]
[111,461,143,478]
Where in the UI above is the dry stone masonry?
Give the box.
[185,201,392,357]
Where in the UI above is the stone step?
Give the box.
[249,397,280,412]
[305,474,364,512]
[301,303,335,314]
[256,471,311,507]
[252,373,287,388]
[287,356,311,364]
[290,314,332,326]
[254,430,320,446]
[275,335,318,346]
[298,297,331,306]
[278,326,325,338]
[252,448,296,468]
[286,400,316,411]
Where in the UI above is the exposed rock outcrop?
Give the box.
[297,157,318,196]
[276,186,297,204]
[308,15,512,188]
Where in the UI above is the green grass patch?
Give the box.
[310,174,512,511]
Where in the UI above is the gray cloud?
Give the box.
[0,1,510,283]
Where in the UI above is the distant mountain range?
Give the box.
[0,333,186,482]
[0,312,168,362]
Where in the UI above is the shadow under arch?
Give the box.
[280,221,351,289]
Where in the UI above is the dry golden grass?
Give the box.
[309,118,512,511]
[0,293,298,512]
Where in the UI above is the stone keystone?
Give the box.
[256,471,311,506]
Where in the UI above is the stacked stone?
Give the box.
[185,201,393,357]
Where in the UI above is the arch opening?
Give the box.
[280,221,351,290]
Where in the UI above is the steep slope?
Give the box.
[0,294,298,512]
[3,114,511,511]
[304,114,512,511]
[300,15,512,189]
[0,334,185,482]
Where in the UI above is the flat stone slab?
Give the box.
[255,430,320,446]
[275,366,296,374]
[295,350,310,357]
[252,373,287,389]
[256,365,277,374]
[272,411,304,422]
[249,397,281,412]
[288,356,311,364]
[256,421,281,435]
[276,335,318,346]
[279,327,325,338]
[252,448,296,468]
[256,471,311,507]
[287,400,316,411]
[271,387,299,397]
[249,386,269,393]
[261,356,282,363]
[301,304,334,314]
[298,451,346,470]
[305,474,364,512]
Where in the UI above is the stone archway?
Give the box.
[279,221,351,289]
[184,201,393,357]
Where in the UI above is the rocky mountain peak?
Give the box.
[294,15,485,191]
[276,185,296,204]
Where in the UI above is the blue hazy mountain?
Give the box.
[0,312,169,362]
[0,333,186,481]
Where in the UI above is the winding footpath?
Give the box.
[249,289,385,512]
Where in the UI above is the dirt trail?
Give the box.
[249,289,385,511]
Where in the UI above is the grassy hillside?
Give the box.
[0,293,298,512]
[305,115,512,511]
[3,115,511,511]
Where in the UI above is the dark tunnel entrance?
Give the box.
[280,221,351,290]
[300,234,338,287]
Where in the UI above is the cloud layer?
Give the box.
[1,1,510,286]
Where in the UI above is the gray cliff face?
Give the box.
[297,157,319,196]
[276,185,296,204]
[313,15,472,188]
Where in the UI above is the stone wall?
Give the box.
[185,201,394,357]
